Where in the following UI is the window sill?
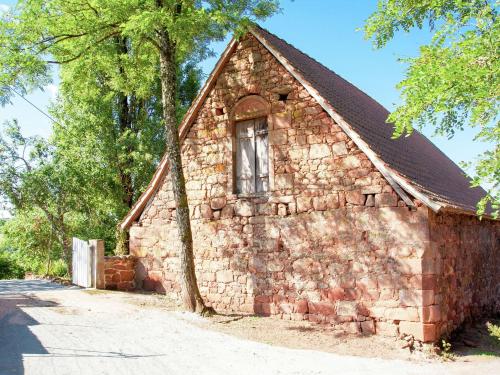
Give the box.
[235,192,270,200]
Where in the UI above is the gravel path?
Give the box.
[0,279,498,375]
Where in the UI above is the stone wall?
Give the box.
[428,212,500,338]
[128,33,439,339]
[104,256,136,291]
[128,33,499,342]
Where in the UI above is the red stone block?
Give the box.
[344,288,360,300]
[254,303,272,316]
[255,295,271,303]
[120,270,135,282]
[327,287,345,301]
[421,305,441,323]
[308,301,336,316]
[399,321,437,342]
[294,300,309,314]
[361,320,376,335]
[421,275,437,290]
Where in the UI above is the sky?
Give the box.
[0,1,490,188]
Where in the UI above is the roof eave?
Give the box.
[121,27,452,230]
[250,27,445,213]
[120,38,239,230]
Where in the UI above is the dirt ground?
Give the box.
[121,289,500,363]
[2,279,499,375]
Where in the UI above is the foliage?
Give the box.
[0,1,280,300]
[0,250,25,279]
[439,339,455,361]
[486,321,500,343]
[364,0,499,216]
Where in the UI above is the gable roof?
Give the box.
[120,26,486,230]
[253,26,486,213]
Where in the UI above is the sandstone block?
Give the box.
[234,200,254,216]
[294,300,309,314]
[200,204,213,219]
[327,287,345,301]
[361,185,382,194]
[343,322,361,334]
[308,301,336,316]
[325,193,340,209]
[312,196,327,211]
[221,204,234,218]
[216,270,233,283]
[269,129,288,145]
[331,141,348,156]
[399,289,435,307]
[119,270,135,282]
[361,320,376,335]
[271,112,291,129]
[309,144,331,159]
[337,301,357,316]
[384,307,419,322]
[296,197,312,213]
[399,321,437,342]
[210,184,225,198]
[279,303,294,314]
[421,305,441,323]
[358,276,378,290]
[376,322,398,337]
[375,192,398,207]
[275,173,294,189]
[345,191,365,205]
[341,155,361,169]
[210,197,227,210]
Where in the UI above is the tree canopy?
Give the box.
[0,1,280,309]
[364,0,499,216]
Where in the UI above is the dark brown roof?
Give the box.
[256,26,486,212]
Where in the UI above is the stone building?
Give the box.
[120,27,499,342]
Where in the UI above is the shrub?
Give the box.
[0,251,25,279]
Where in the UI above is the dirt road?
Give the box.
[0,279,497,375]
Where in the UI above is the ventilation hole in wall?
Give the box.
[215,107,224,116]
[278,93,289,102]
[364,194,375,207]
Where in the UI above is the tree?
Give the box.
[0,120,76,267]
[364,0,499,216]
[0,0,280,313]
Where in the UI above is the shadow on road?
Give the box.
[0,279,168,374]
[0,279,77,294]
[0,291,56,375]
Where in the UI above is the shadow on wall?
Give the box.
[242,207,421,335]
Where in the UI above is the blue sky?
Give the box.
[0,0,488,174]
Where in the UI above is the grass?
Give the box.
[449,318,500,360]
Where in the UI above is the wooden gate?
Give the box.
[72,237,94,288]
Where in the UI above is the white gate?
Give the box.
[72,237,94,288]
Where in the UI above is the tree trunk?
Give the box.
[114,36,134,255]
[157,28,213,315]
[45,230,53,276]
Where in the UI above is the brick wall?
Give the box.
[104,256,136,291]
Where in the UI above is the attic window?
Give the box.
[215,107,224,116]
[278,93,288,102]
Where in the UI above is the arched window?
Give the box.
[231,95,270,195]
